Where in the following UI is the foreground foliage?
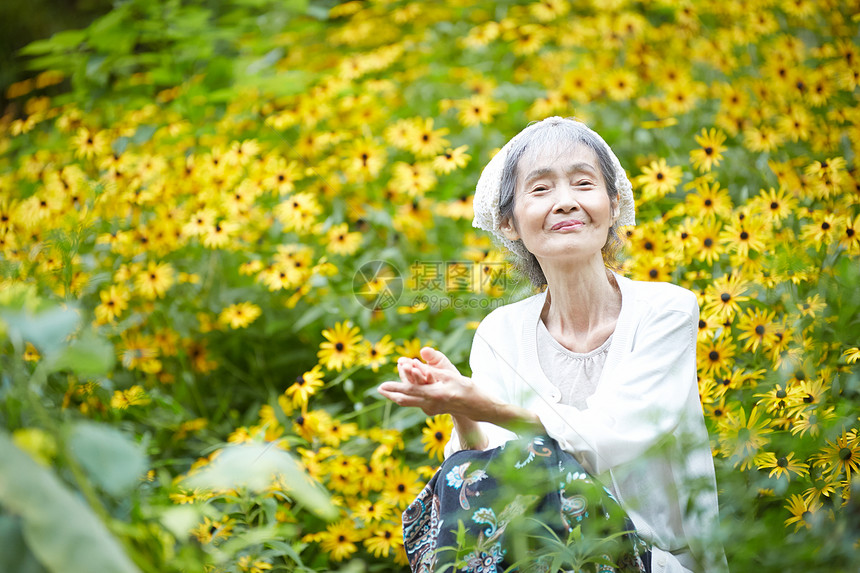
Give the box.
[1,0,859,571]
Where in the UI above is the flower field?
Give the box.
[1,0,859,571]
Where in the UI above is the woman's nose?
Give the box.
[553,184,580,212]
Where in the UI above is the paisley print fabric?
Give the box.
[402,436,648,573]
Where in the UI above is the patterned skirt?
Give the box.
[402,435,649,573]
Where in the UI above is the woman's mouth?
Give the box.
[551,220,584,231]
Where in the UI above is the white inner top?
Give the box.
[535,318,612,410]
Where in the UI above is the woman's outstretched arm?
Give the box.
[377,346,542,450]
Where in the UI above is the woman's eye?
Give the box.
[576,180,593,187]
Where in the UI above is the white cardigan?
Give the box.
[445,273,727,573]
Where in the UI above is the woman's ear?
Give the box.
[499,216,520,241]
[610,195,620,226]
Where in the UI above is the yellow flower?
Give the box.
[93,284,131,325]
[395,338,427,360]
[754,451,809,480]
[634,158,683,201]
[353,499,393,524]
[317,321,362,372]
[285,364,325,407]
[168,487,214,504]
[697,336,737,377]
[843,347,860,364]
[405,117,450,157]
[812,427,860,480]
[735,307,778,352]
[604,68,638,101]
[363,522,403,558]
[72,127,110,159]
[218,302,261,329]
[118,333,159,371]
[201,219,239,249]
[190,516,234,545]
[456,95,502,127]
[238,556,273,573]
[691,221,725,264]
[784,494,821,531]
[703,274,750,321]
[685,180,734,220]
[318,519,361,561]
[381,464,422,509]
[23,342,41,362]
[325,223,363,256]
[320,419,358,448]
[183,208,217,237]
[343,138,387,181]
[421,414,452,462]
[134,261,175,300]
[690,128,728,172]
[110,385,152,409]
[432,145,471,174]
[358,335,396,372]
[718,406,774,469]
[12,428,57,466]
[274,192,321,233]
[436,194,474,220]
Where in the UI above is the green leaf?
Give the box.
[0,515,49,573]
[67,422,148,497]
[131,125,158,145]
[18,30,86,56]
[0,432,140,573]
[159,505,207,540]
[184,443,337,520]
[1,306,79,356]
[52,329,114,376]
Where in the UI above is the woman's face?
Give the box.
[500,142,617,267]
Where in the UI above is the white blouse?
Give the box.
[535,319,611,410]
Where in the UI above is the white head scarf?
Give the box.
[472,116,635,262]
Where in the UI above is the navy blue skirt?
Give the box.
[403,435,649,573]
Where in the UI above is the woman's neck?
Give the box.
[539,256,622,352]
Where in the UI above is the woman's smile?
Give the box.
[550,219,585,231]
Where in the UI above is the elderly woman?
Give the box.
[379,117,725,573]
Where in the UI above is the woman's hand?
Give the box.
[378,347,543,451]
[378,347,480,417]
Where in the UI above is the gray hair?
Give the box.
[497,119,625,287]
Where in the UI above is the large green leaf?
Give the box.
[67,422,148,497]
[184,443,337,520]
[0,515,49,573]
[1,306,79,356]
[0,432,140,573]
[52,328,115,377]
